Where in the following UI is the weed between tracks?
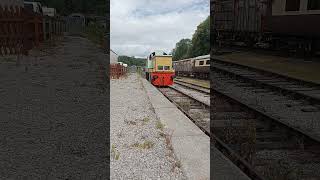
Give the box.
[177,100,191,112]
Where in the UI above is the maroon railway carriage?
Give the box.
[212,0,320,56]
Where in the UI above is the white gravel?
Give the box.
[110,73,186,180]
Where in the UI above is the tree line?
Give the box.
[172,16,210,61]
[118,56,146,67]
[34,0,106,16]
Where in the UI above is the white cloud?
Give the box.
[110,0,209,58]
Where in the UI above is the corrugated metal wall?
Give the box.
[213,0,268,33]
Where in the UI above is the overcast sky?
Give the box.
[110,0,209,58]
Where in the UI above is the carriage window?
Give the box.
[158,66,163,70]
[206,60,210,65]
[164,66,170,70]
[308,0,320,10]
[285,0,300,11]
[199,61,204,65]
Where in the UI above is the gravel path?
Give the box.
[0,36,109,179]
[110,73,185,179]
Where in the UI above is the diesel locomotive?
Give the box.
[173,54,210,79]
[145,51,175,86]
[212,0,320,56]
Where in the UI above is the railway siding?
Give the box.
[212,52,320,84]
[171,84,210,106]
[213,59,320,102]
[212,71,320,143]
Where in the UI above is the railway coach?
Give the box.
[212,0,320,56]
[173,54,210,79]
[145,51,175,86]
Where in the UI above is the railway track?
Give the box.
[174,79,210,95]
[212,59,320,143]
[159,80,320,179]
[157,86,210,134]
[212,58,320,104]
[212,88,320,180]
[210,60,320,179]
[158,83,265,180]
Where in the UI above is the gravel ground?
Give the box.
[0,36,108,179]
[212,72,320,142]
[110,73,185,180]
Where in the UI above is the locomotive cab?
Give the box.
[145,51,175,87]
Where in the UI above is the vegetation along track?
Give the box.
[212,86,320,180]
[212,58,320,104]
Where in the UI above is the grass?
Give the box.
[111,144,120,160]
[165,131,174,151]
[132,140,154,149]
[177,101,191,112]
[156,121,165,131]
[142,117,150,125]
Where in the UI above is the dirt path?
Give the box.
[0,36,109,179]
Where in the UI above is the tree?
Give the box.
[118,56,146,67]
[172,39,192,61]
[189,16,210,58]
[171,16,210,60]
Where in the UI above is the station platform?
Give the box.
[141,76,250,180]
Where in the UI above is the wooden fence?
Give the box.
[0,5,66,56]
[0,6,25,55]
[110,64,127,79]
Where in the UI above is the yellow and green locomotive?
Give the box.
[145,51,175,86]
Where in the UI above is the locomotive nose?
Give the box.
[152,75,158,81]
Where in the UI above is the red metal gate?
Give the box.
[110,64,127,79]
